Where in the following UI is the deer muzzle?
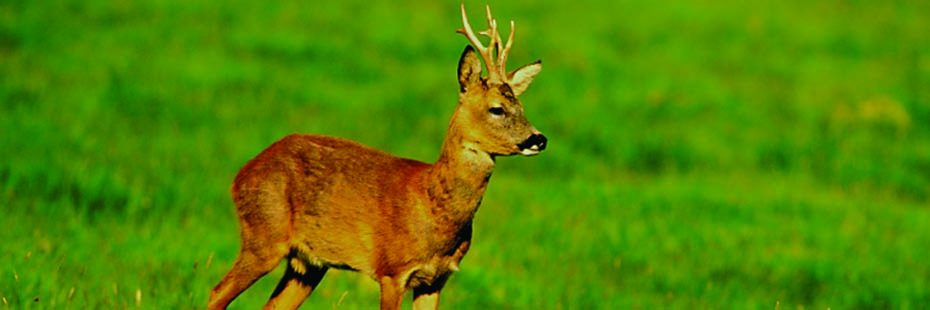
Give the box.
[517,132,547,156]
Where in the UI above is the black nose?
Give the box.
[532,133,547,151]
[518,133,548,151]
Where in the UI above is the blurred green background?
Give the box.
[2,0,929,308]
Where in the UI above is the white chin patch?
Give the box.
[520,148,540,156]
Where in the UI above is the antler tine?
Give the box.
[484,5,499,53]
[457,4,500,80]
[456,4,485,51]
[498,20,514,79]
[457,3,517,82]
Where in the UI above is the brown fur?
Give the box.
[208,10,544,310]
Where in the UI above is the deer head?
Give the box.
[452,4,547,157]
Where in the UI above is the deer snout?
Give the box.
[517,132,547,156]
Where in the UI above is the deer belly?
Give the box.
[290,216,377,275]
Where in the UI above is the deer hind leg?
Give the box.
[208,244,287,309]
[209,190,292,309]
[263,252,328,310]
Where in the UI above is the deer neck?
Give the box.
[426,114,495,225]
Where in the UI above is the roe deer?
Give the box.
[208,4,546,309]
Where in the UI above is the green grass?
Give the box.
[2,0,930,308]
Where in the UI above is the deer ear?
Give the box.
[458,45,482,92]
[508,60,542,96]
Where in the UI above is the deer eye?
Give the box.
[488,107,505,116]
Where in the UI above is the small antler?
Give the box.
[456,4,515,83]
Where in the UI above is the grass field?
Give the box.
[2,0,930,308]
